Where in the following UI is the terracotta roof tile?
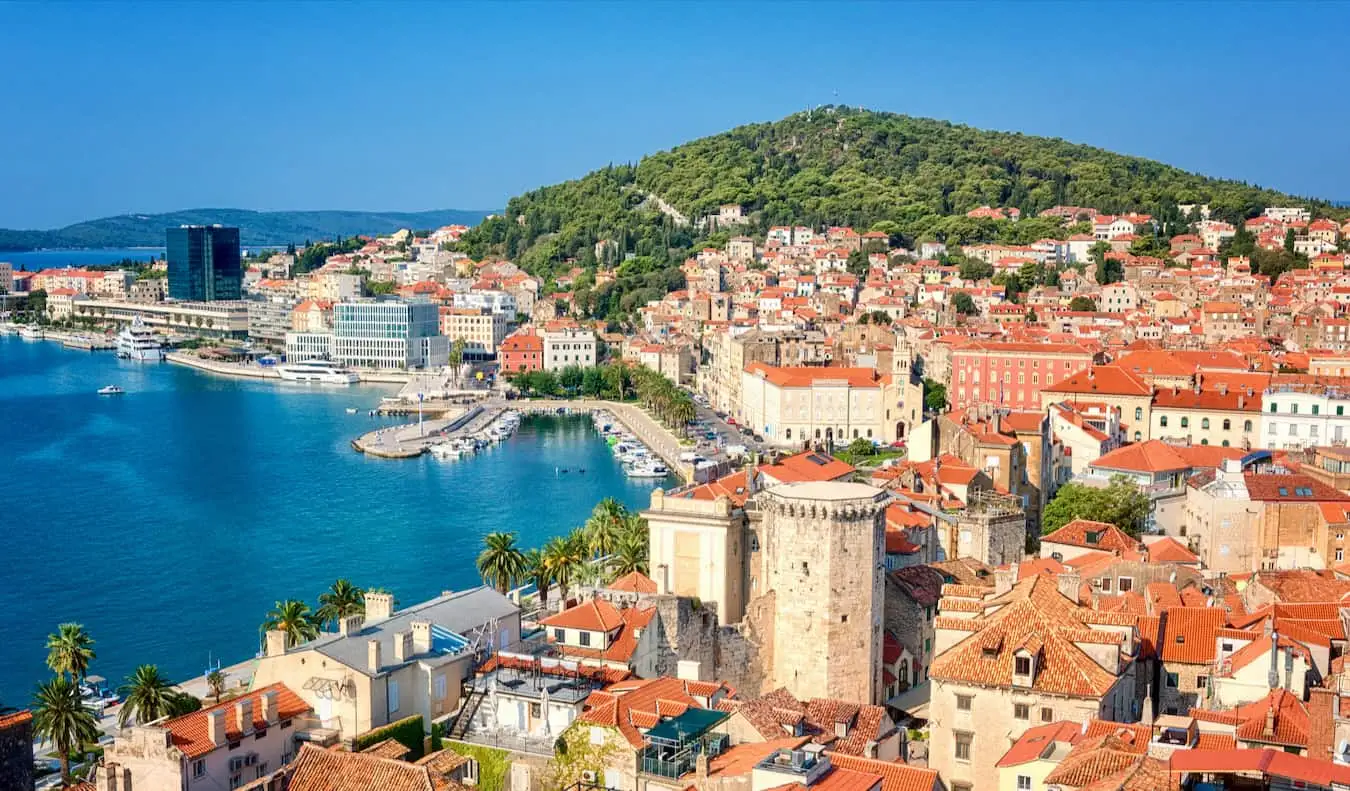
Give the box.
[286,743,452,791]
[165,683,310,760]
[1042,520,1139,554]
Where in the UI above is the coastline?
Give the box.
[165,351,412,384]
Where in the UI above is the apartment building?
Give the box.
[332,299,447,370]
[949,341,1094,412]
[542,325,596,370]
[452,289,517,315]
[1262,382,1350,449]
[739,363,897,446]
[441,307,508,359]
[499,328,544,373]
[71,298,250,337]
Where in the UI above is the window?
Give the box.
[1181,417,1189,428]
[1100,577,1113,592]
[1339,406,1345,416]
[1201,439,1209,445]
[1041,707,1054,722]
[553,628,564,643]
[579,631,591,647]
[1166,672,1179,688]
[1244,420,1252,431]
[1339,549,1345,562]
[1293,404,1300,414]
[530,702,542,718]
[1197,676,1207,690]
[1269,422,1278,435]
[388,680,400,714]
[254,728,267,740]
[256,763,269,779]
[954,731,973,761]
[1014,703,1030,720]
[1201,418,1210,430]
[1314,405,1321,415]
[1118,577,1134,592]
[1222,440,1230,447]
[956,695,973,711]
[1017,776,1033,791]
[1134,431,1141,441]
[1270,403,1278,413]
[434,675,447,700]
[1160,416,1168,427]
[785,428,791,440]
[193,760,206,778]
[1135,407,1143,420]
[1015,656,1032,675]
[280,719,291,730]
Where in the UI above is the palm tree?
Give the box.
[477,532,527,594]
[584,498,629,559]
[316,579,365,631]
[117,665,178,727]
[206,670,226,704]
[31,676,99,786]
[544,531,587,603]
[612,530,650,578]
[45,623,95,682]
[261,600,319,649]
[523,548,552,612]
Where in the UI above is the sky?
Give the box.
[2,1,1348,229]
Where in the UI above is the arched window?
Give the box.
[1201,439,1209,445]
[1181,417,1190,428]
[1244,420,1253,432]
[1222,440,1230,447]
[785,428,792,440]
[1135,407,1143,420]
[1133,431,1142,441]
[1160,416,1169,427]
[1201,418,1210,430]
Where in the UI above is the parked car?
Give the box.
[752,434,765,443]
[726,417,737,425]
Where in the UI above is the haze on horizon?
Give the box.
[2,1,1347,230]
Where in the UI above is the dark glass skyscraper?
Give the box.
[166,225,242,301]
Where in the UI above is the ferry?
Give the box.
[97,385,124,396]
[276,359,359,384]
[116,316,164,361]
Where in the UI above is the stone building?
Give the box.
[945,490,1026,567]
[0,710,33,791]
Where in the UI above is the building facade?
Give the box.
[332,300,447,370]
[167,225,242,301]
[441,307,509,359]
[740,363,896,447]
[542,325,597,370]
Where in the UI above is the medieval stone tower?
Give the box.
[758,481,888,704]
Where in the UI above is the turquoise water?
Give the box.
[0,337,668,703]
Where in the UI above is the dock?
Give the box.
[62,336,116,351]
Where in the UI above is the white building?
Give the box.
[333,299,448,370]
[739,362,895,446]
[285,332,333,362]
[452,290,517,315]
[1262,382,1350,449]
[71,298,250,337]
[442,308,509,359]
[1263,206,1311,224]
[542,325,596,370]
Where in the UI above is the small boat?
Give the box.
[97,385,124,396]
[626,460,669,479]
[19,326,44,340]
[345,408,359,414]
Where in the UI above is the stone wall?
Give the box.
[0,713,33,791]
[1159,661,1209,716]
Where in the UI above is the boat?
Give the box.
[277,359,359,384]
[626,459,669,478]
[19,326,44,340]
[97,385,124,395]
[79,675,121,714]
[429,437,478,460]
[345,408,359,414]
[115,315,164,360]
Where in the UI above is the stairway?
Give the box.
[447,688,487,741]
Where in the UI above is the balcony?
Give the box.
[638,708,730,779]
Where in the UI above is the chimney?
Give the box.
[235,697,254,736]
[1238,395,1245,409]
[411,620,432,654]
[994,567,1016,596]
[1057,568,1082,604]
[1195,373,1203,394]
[365,591,395,622]
[258,689,278,725]
[367,638,381,673]
[1285,646,1295,690]
[264,629,288,658]
[207,708,227,746]
[1268,631,1280,689]
[1264,704,1276,737]
[677,660,703,681]
[696,752,711,780]
[1217,382,1228,396]
[339,614,364,637]
[393,631,413,663]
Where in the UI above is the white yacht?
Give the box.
[626,459,669,479]
[116,316,164,361]
[18,326,44,340]
[277,359,359,384]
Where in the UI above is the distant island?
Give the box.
[0,207,498,250]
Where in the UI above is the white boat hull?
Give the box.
[278,370,359,384]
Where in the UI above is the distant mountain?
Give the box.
[0,208,498,250]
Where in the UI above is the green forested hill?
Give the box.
[0,208,495,250]
[455,107,1332,309]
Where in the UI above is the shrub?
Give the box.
[352,714,426,761]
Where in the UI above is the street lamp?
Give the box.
[418,392,425,437]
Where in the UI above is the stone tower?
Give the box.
[758,481,888,704]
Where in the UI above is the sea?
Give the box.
[0,246,276,270]
[0,336,671,704]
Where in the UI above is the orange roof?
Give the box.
[763,766,883,791]
[608,571,658,594]
[285,743,449,791]
[0,710,32,730]
[1042,519,1138,554]
[1145,536,1199,564]
[165,683,310,759]
[674,468,755,506]
[541,598,625,631]
[997,720,1084,766]
[1043,366,1152,397]
[826,755,938,791]
[580,676,733,748]
[759,451,856,483]
[1092,440,1245,474]
[1158,607,1226,664]
[746,362,882,388]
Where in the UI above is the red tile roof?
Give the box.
[165,683,310,759]
[825,754,938,791]
[1158,607,1226,664]
[608,571,658,594]
[286,743,456,791]
[580,676,733,748]
[1091,440,1245,474]
[759,451,856,483]
[541,597,626,631]
[1042,519,1139,554]
[996,720,1083,767]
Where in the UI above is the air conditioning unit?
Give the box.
[581,770,598,783]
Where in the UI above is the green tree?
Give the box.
[922,378,947,413]
[544,532,587,603]
[45,623,95,682]
[559,365,585,392]
[951,292,978,315]
[523,548,552,611]
[846,437,875,457]
[846,249,870,277]
[584,498,629,558]
[367,280,396,296]
[1091,242,1122,284]
[477,532,527,593]
[261,600,319,649]
[31,676,99,786]
[611,524,649,579]
[958,260,994,281]
[117,665,180,727]
[1285,228,1297,254]
[867,310,893,325]
[1041,477,1150,536]
[1068,296,1098,312]
[316,579,365,630]
[206,669,226,704]
[448,338,467,381]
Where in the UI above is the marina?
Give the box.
[0,336,670,703]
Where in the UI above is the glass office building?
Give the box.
[167,225,242,301]
[333,299,447,370]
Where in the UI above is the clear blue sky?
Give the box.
[3,1,1347,229]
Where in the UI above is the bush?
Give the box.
[352,714,426,760]
[443,740,510,791]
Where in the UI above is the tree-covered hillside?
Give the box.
[455,106,1333,295]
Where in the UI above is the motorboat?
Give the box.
[277,359,359,384]
[79,676,121,714]
[18,325,44,340]
[115,315,164,361]
[345,408,359,414]
[97,385,124,395]
[626,459,669,479]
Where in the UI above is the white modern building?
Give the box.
[332,299,448,370]
[1262,382,1350,449]
[452,290,517,315]
[71,297,250,337]
[285,332,334,362]
[541,325,596,370]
